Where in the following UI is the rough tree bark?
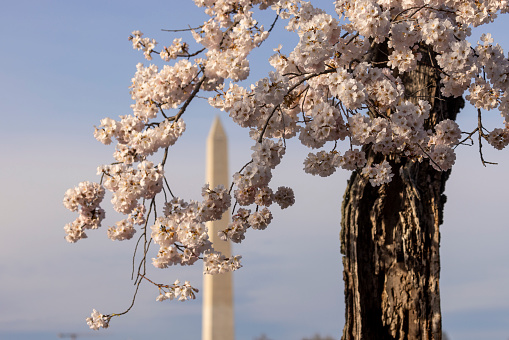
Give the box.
[340,47,465,340]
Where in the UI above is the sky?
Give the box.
[0,1,508,340]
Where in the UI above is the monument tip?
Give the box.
[208,116,226,141]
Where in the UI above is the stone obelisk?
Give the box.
[202,116,234,340]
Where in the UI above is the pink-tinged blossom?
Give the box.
[274,186,295,209]
[466,78,500,110]
[63,182,106,242]
[429,145,456,171]
[248,207,273,230]
[303,151,341,177]
[387,48,420,72]
[200,184,232,221]
[107,219,136,241]
[340,150,367,171]
[234,186,257,206]
[251,139,285,169]
[203,252,243,275]
[63,181,104,212]
[254,186,274,206]
[432,119,462,146]
[129,30,157,60]
[86,309,110,330]
[487,128,509,150]
[362,160,394,186]
[154,279,199,302]
[221,208,251,243]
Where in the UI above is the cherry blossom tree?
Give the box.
[62,1,509,339]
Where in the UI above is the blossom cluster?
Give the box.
[203,252,243,275]
[86,309,110,330]
[303,150,341,177]
[217,138,295,242]
[193,2,272,81]
[155,280,199,302]
[212,0,509,185]
[362,160,394,186]
[107,204,145,241]
[129,30,157,60]
[63,182,105,243]
[99,161,164,214]
[149,185,242,272]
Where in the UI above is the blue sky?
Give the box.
[0,1,508,340]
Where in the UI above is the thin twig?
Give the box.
[132,199,154,283]
[477,108,497,166]
[454,128,479,148]
[110,278,143,317]
[268,14,279,33]
[161,26,203,32]
[162,146,169,166]
[164,176,176,199]
[392,4,428,22]
[416,143,443,171]
[132,232,145,281]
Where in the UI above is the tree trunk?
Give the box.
[340,50,464,340]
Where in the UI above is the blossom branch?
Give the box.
[257,68,336,143]
[174,73,207,124]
